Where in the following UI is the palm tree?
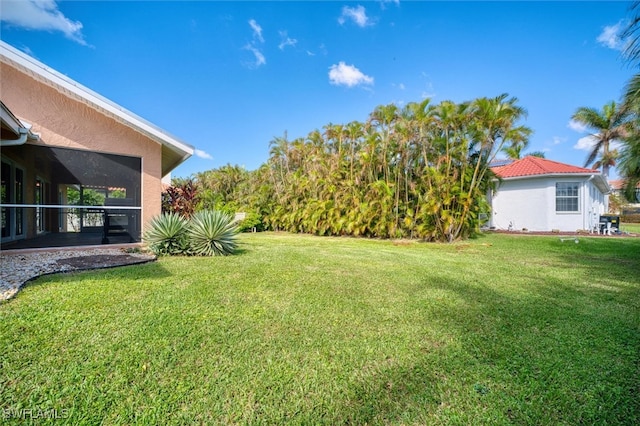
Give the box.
[527,151,546,158]
[502,144,525,160]
[618,3,640,200]
[502,147,545,160]
[617,123,640,202]
[571,101,630,178]
[622,2,640,68]
[345,120,364,182]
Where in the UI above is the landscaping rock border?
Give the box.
[1,248,156,301]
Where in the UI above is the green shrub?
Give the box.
[237,211,263,232]
[187,210,238,256]
[144,213,190,256]
[621,214,640,223]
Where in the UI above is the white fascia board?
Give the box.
[494,173,610,193]
[592,174,611,194]
[0,41,194,160]
[1,100,25,135]
[495,173,597,181]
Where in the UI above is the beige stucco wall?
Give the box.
[0,63,163,233]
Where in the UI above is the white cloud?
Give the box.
[567,119,588,133]
[243,19,266,67]
[379,0,400,10]
[17,44,36,58]
[338,5,370,27]
[328,62,374,87]
[574,135,598,151]
[597,21,624,51]
[0,0,87,45]
[278,30,297,50]
[195,149,213,160]
[552,136,567,145]
[418,72,436,98]
[574,135,623,152]
[248,19,264,43]
[392,82,405,90]
[244,44,266,67]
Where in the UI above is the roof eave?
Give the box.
[493,172,611,193]
[493,172,599,180]
[592,174,611,194]
[162,146,193,177]
[1,101,40,145]
[0,41,194,172]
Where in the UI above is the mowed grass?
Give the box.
[620,222,640,234]
[1,233,639,425]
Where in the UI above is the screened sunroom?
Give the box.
[1,41,193,251]
[1,144,142,249]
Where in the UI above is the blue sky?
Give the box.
[0,1,635,179]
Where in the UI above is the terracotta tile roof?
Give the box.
[491,156,598,179]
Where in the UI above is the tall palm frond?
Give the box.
[622,2,640,68]
[571,101,630,177]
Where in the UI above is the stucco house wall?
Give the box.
[1,65,164,234]
[1,41,193,247]
[491,176,608,232]
[491,177,550,231]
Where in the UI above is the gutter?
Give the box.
[1,101,40,145]
[1,125,40,146]
[1,127,29,146]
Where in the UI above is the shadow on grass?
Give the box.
[233,247,250,256]
[18,260,173,297]
[554,237,640,281]
[334,266,640,425]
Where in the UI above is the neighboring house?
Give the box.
[0,41,194,249]
[608,179,640,208]
[489,156,610,232]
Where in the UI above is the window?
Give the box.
[1,160,10,239]
[1,160,25,240]
[556,182,579,212]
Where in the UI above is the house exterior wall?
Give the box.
[0,63,163,237]
[491,177,550,231]
[491,176,607,232]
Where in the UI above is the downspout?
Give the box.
[0,125,40,146]
[1,128,29,146]
[584,175,594,232]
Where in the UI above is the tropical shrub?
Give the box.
[236,211,263,232]
[621,213,640,223]
[187,210,238,256]
[186,95,530,242]
[161,178,200,218]
[144,213,189,256]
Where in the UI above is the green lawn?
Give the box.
[1,233,639,425]
[620,222,640,234]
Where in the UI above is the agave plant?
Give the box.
[144,212,189,256]
[187,210,238,256]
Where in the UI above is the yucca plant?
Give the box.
[144,212,189,256]
[187,210,238,256]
